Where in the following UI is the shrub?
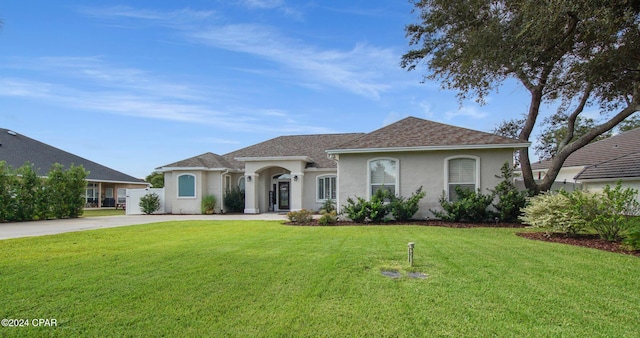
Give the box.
[224,187,245,213]
[491,162,529,223]
[623,217,640,250]
[368,188,393,223]
[287,209,313,224]
[520,190,588,236]
[318,210,338,225]
[431,186,495,223]
[342,196,369,223]
[390,187,426,221]
[319,199,336,214]
[590,182,640,241]
[140,192,161,215]
[201,194,217,214]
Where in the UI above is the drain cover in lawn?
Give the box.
[381,270,401,278]
[408,272,429,279]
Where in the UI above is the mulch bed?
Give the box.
[285,220,639,257]
[517,232,640,257]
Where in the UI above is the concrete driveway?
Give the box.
[0,214,288,240]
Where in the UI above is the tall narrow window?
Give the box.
[317,175,337,201]
[238,177,246,192]
[369,159,397,196]
[117,188,126,204]
[447,157,477,201]
[178,174,196,198]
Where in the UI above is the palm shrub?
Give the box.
[490,162,528,223]
[319,199,335,213]
[201,194,217,214]
[140,192,161,215]
[431,186,495,223]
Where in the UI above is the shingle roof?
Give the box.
[574,151,640,180]
[531,127,640,170]
[159,152,235,169]
[224,133,365,169]
[0,128,146,183]
[328,116,527,151]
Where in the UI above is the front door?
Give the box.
[278,182,290,210]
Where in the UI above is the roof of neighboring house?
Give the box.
[160,152,235,169]
[328,116,528,152]
[531,127,640,170]
[574,151,640,180]
[0,128,147,184]
[224,133,365,169]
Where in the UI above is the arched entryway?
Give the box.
[240,157,308,214]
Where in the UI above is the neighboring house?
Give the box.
[0,128,149,208]
[530,127,640,195]
[158,117,529,218]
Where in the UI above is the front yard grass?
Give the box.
[81,208,125,217]
[1,221,639,337]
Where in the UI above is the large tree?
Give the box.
[402,0,640,193]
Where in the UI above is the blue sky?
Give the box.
[1,0,540,178]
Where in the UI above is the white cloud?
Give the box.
[78,6,395,99]
[445,105,488,120]
[188,24,393,99]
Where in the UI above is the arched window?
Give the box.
[238,177,246,192]
[177,174,196,198]
[368,158,398,197]
[317,175,336,201]
[445,156,479,201]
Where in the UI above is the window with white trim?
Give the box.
[238,177,246,192]
[447,157,477,201]
[178,174,196,198]
[117,188,126,204]
[317,175,336,201]
[369,158,397,196]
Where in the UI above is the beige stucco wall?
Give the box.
[302,169,337,212]
[163,170,224,214]
[581,179,640,203]
[336,149,515,219]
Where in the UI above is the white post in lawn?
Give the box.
[408,242,415,267]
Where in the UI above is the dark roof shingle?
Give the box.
[159,152,234,169]
[531,127,640,170]
[0,128,145,183]
[574,151,640,180]
[329,116,526,150]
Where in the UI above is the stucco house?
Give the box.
[157,117,529,218]
[0,128,149,208]
[530,127,640,195]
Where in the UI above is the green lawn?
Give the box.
[1,221,639,337]
[81,209,126,217]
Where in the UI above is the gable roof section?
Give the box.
[531,127,640,170]
[159,152,235,170]
[224,133,365,169]
[327,116,528,153]
[574,151,640,180]
[0,128,146,184]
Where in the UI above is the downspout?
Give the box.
[220,170,229,213]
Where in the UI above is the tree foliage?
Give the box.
[403,0,640,193]
[145,171,164,188]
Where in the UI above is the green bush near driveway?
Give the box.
[1,221,639,337]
